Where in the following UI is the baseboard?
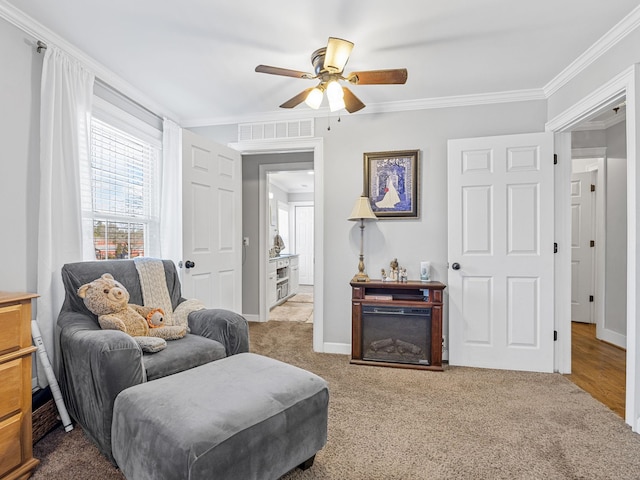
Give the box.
[322,342,351,355]
[599,328,626,350]
[244,313,261,323]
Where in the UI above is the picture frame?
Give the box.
[363,149,419,218]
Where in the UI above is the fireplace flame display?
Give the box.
[361,305,432,366]
[365,337,428,365]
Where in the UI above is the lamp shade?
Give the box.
[348,196,377,221]
[305,87,323,109]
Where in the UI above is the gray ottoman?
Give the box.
[111,353,328,480]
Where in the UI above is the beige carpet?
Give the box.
[33,321,640,479]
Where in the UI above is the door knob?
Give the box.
[451,262,461,270]
[185,260,195,269]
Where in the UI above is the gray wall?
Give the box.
[0,18,41,292]
[193,100,548,347]
[547,26,640,120]
[605,121,627,336]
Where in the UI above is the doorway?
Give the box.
[567,104,628,417]
[233,137,325,352]
[267,170,315,322]
[548,67,636,426]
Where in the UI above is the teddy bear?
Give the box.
[77,273,187,352]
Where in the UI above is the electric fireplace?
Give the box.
[350,280,445,371]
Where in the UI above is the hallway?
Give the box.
[564,322,626,418]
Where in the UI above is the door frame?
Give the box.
[230,137,325,352]
[546,64,638,430]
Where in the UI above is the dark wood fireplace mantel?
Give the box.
[350,280,446,371]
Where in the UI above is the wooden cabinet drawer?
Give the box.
[0,413,22,477]
[0,359,23,420]
[0,305,24,355]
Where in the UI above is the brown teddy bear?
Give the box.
[77,273,186,352]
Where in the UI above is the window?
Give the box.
[87,115,161,260]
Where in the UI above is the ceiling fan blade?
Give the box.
[347,68,408,85]
[255,65,315,79]
[323,37,354,73]
[342,87,365,113]
[279,88,314,109]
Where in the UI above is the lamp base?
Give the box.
[352,272,370,282]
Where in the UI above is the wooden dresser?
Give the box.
[0,292,39,480]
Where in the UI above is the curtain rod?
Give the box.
[35,40,163,124]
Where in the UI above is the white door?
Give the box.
[571,171,595,323]
[182,129,242,312]
[295,205,314,285]
[448,132,554,372]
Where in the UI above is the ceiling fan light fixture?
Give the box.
[305,87,324,109]
[326,80,344,102]
[326,80,345,111]
[324,37,354,73]
[329,96,345,112]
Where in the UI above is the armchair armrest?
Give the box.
[58,311,145,461]
[187,308,249,356]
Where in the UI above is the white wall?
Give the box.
[0,18,41,293]
[193,100,548,348]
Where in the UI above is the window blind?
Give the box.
[90,117,157,219]
[89,117,160,259]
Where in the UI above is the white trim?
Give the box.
[231,137,326,353]
[553,132,572,374]
[93,97,162,147]
[548,64,639,431]
[244,314,260,323]
[573,111,626,132]
[322,342,351,355]
[0,0,179,123]
[544,5,640,97]
[183,89,545,127]
[546,66,633,132]
[572,147,608,158]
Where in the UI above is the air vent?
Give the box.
[238,119,314,142]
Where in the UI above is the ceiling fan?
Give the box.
[255,37,408,113]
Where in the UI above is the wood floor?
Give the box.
[564,322,626,418]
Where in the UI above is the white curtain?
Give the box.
[37,46,94,385]
[160,118,183,272]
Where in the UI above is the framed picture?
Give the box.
[363,150,419,218]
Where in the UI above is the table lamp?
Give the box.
[348,195,377,282]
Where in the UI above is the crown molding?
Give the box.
[544,4,640,98]
[572,110,626,132]
[0,0,180,123]
[545,65,633,132]
[183,88,546,127]
[572,147,607,159]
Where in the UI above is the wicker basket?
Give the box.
[32,398,61,444]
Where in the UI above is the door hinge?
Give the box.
[554,330,558,341]
[591,184,596,192]
[553,154,558,165]
[590,240,595,247]
[589,295,594,302]
[554,242,558,253]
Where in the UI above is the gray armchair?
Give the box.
[56,259,249,462]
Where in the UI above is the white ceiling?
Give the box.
[6,0,640,126]
[269,171,315,195]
